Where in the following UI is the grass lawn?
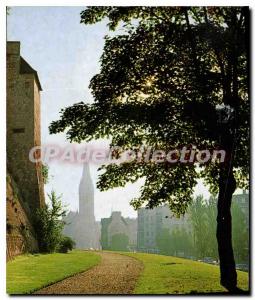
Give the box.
[7,250,101,294]
[123,252,249,294]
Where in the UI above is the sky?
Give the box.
[7,6,212,220]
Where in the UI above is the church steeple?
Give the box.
[79,163,94,218]
[63,163,101,249]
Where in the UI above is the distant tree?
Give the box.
[50,7,249,292]
[204,197,218,258]
[110,233,129,251]
[232,202,249,263]
[157,227,193,256]
[189,196,218,259]
[34,190,67,253]
[156,228,172,255]
[189,196,208,258]
[174,227,194,257]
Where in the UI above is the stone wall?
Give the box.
[6,41,44,259]
[6,173,38,261]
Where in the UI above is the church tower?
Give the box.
[63,163,101,249]
[74,163,101,249]
[7,41,45,212]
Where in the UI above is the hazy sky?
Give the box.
[7,6,211,220]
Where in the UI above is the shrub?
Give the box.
[58,236,76,253]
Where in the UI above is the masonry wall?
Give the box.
[6,173,38,260]
[7,42,44,214]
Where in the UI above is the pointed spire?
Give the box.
[82,162,90,176]
[81,163,93,185]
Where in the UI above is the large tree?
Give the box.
[50,7,249,292]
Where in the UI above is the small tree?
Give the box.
[34,190,67,253]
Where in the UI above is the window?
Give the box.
[12,128,25,133]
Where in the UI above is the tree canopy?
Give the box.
[50,7,249,216]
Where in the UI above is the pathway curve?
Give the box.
[34,251,143,295]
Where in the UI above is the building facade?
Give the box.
[101,211,137,251]
[137,205,189,253]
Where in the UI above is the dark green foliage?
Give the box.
[57,236,76,253]
[110,233,129,251]
[50,7,249,216]
[34,191,67,253]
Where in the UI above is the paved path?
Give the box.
[35,251,143,295]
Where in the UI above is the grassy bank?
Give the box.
[123,252,249,294]
[7,250,101,294]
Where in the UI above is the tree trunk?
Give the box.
[217,163,237,292]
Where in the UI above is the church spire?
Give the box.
[79,163,94,217]
[81,162,92,180]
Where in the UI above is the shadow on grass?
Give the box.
[187,289,250,296]
[160,262,182,266]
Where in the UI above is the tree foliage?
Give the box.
[189,195,218,258]
[189,195,248,261]
[232,202,249,262]
[50,7,249,216]
[157,195,248,262]
[34,190,67,253]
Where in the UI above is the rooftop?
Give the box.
[7,41,42,91]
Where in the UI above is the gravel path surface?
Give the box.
[34,251,143,295]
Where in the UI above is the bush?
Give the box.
[58,236,76,253]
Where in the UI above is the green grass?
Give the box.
[7,250,101,294]
[122,252,249,294]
